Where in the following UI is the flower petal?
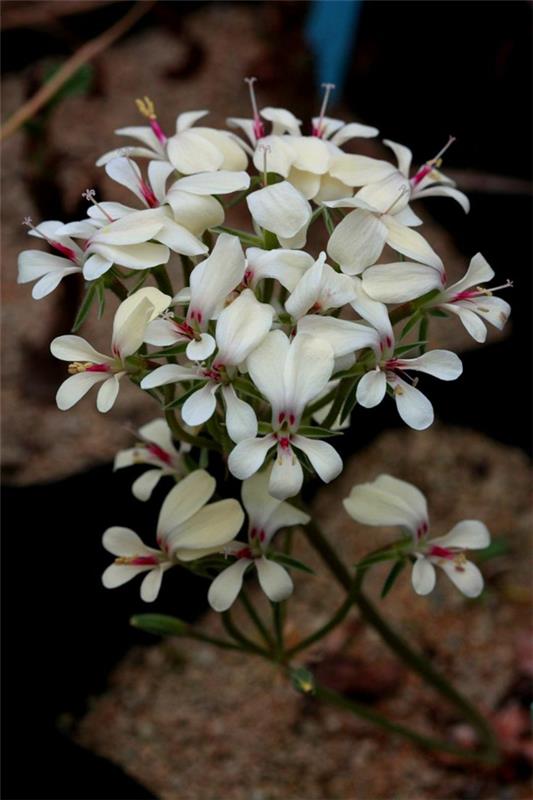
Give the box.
[50,335,111,364]
[167,130,223,174]
[172,170,250,195]
[188,233,245,325]
[383,139,413,177]
[221,385,258,443]
[208,559,252,612]
[297,315,378,359]
[215,289,274,366]
[343,475,427,535]
[181,382,219,426]
[102,563,151,589]
[132,468,164,501]
[140,364,198,390]
[102,526,152,556]
[283,333,334,419]
[247,331,290,416]
[55,371,108,411]
[256,557,294,602]
[269,445,304,500]
[186,333,216,361]
[291,435,343,484]
[391,376,434,431]
[157,470,216,538]
[170,498,244,552]
[245,247,314,292]
[327,209,387,275]
[439,559,484,597]
[228,436,276,481]
[362,263,443,303]
[247,181,311,239]
[399,350,462,381]
[96,374,122,413]
[384,216,443,271]
[356,369,387,408]
[432,520,490,550]
[140,566,166,602]
[411,556,436,595]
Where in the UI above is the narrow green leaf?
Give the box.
[394,341,428,356]
[128,270,150,295]
[147,343,188,359]
[165,383,204,409]
[269,553,315,575]
[399,311,421,340]
[428,308,449,318]
[418,316,429,354]
[296,425,343,439]
[257,421,274,435]
[71,283,96,332]
[130,614,189,637]
[95,281,106,320]
[340,379,359,424]
[381,560,406,598]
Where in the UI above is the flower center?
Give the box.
[411,135,456,187]
[68,361,111,374]
[451,280,513,303]
[115,554,161,566]
[146,442,172,465]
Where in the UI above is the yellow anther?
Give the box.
[453,552,467,569]
[68,361,92,374]
[136,96,157,120]
[394,385,404,396]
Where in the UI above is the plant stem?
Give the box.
[272,602,284,660]
[222,610,269,656]
[240,589,275,650]
[302,519,500,764]
[164,408,222,453]
[152,264,174,297]
[286,581,358,657]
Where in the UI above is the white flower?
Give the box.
[325,195,444,275]
[361,260,444,304]
[102,470,245,602]
[141,289,274,440]
[285,251,356,320]
[428,253,512,343]
[17,219,83,299]
[144,233,246,361]
[356,331,462,430]
[247,180,312,249]
[343,474,490,597]
[228,331,343,500]
[114,418,187,501]
[51,288,170,412]
[207,467,310,612]
[97,105,248,174]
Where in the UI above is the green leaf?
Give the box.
[95,281,106,320]
[296,425,343,439]
[269,553,315,575]
[394,341,428,356]
[322,207,335,235]
[257,421,274,435]
[428,308,449,318]
[128,270,150,294]
[71,283,96,332]
[291,666,316,695]
[381,560,406,598]
[475,538,510,563]
[130,614,189,637]
[340,379,359,424]
[418,316,429,354]
[147,343,188,358]
[399,311,421,340]
[233,378,265,403]
[165,383,204,409]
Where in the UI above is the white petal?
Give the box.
[441,304,488,343]
[181,382,219,426]
[269,445,304,500]
[343,475,427,534]
[327,209,388,275]
[328,154,397,186]
[105,157,145,203]
[263,502,310,542]
[166,188,224,235]
[356,172,410,215]
[102,563,151,589]
[439,559,484,597]
[207,560,252,612]
[252,135,294,177]
[400,350,462,381]
[256,557,293,602]
[362,262,443,303]
[102,526,152,556]
[140,566,166,602]
[221,385,258,443]
[91,242,170,270]
[140,364,197,389]
[91,210,164,246]
[193,128,248,171]
[148,160,176,203]
[132,468,164,501]
[96,374,122,413]
[247,330,290,416]
[411,556,436,595]
[286,167,321,200]
[470,296,511,330]
[17,250,75,282]
[228,436,276,480]
[283,333,334,419]
[291,435,343,484]
[350,276,392,343]
[144,318,183,347]
[139,418,177,454]
[170,499,244,552]
[215,289,274,366]
[154,219,207,256]
[286,136,330,175]
[394,205,423,227]
[112,288,171,358]
[431,520,490,551]
[55,371,107,410]
[114,125,162,152]
[384,216,443,271]
[158,470,216,537]
[261,107,302,135]
[172,170,250,195]
[247,181,311,239]
[83,254,113,281]
[176,110,210,132]
[285,253,325,319]
[391,377,434,431]
[314,174,353,204]
[186,334,216,361]
[50,335,111,364]
[245,247,314,292]
[413,185,470,213]
[297,315,378,359]
[356,369,387,408]
[447,252,494,294]
[383,139,413,177]
[330,122,379,145]
[188,233,245,325]
[166,130,223,174]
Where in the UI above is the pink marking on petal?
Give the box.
[86,363,111,373]
[428,545,454,559]
[147,443,172,465]
[411,163,433,187]
[139,181,160,208]
[234,547,253,560]
[150,118,167,144]
[130,555,160,566]
[50,241,79,263]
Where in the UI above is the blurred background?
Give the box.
[1,1,532,798]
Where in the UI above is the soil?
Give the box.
[76,426,532,800]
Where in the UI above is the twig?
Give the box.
[0,0,156,142]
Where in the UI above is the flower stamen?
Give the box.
[22,216,79,263]
[412,135,456,186]
[135,96,167,144]
[312,82,336,137]
[82,189,115,223]
[244,77,265,141]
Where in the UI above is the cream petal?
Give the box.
[330,122,379,145]
[291,435,343,484]
[373,475,428,520]
[263,502,310,542]
[413,185,470,213]
[447,252,494,294]
[140,566,166,602]
[431,520,490,550]
[188,233,245,325]
[148,160,176,203]
[50,333,109,366]
[382,139,413,177]
[285,136,330,175]
[261,107,302,135]
[157,470,216,538]
[207,559,252,612]
[283,333,334,418]
[186,334,216,361]
[139,418,176,453]
[470,296,511,330]
[297,315,378,359]
[362,262,443,303]
[440,304,487,343]
[154,219,207,256]
[343,476,427,534]
[286,167,322,200]
[105,157,145,203]
[384,216,443,271]
[96,374,122,413]
[226,116,257,145]
[92,210,164,246]
[228,435,276,480]
[285,254,326,319]
[140,364,198,389]
[166,130,223,174]
[328,154,397,187]
[31,266,79,299]
[17,251,75,282]
[399,350,462,381]
[256,557,293,602]
[356,369,387,408]
[144,319,184,347]
[114,125,162,152]
[102,526,152,556]
[55,371,108,411]
[241,468,282,527]
[172,171,250,195]
[439,559,484,598]
[394,205,423,227]
[391,377,434,431]
[314,174,353,203]
[91,242,170,270]
[356,172,410,215]
[350,276,392,344]
[327,209,388,275]
[269,445,304,500]
[193,128,248,171]
[102,563,151,589]
[96,146,162,167]
[112,288,172,357]
[176,110,210,132]
[181,382,219,426]
[221,385,258,443]
[247,330,290,416]
[83,253,113,281]
[132,468,164,501]
[170,499,244,551]
[166,188,224,235]
[411,556,436,595]
[247,181,311,239]
[252,135,295,178]
[245,247,314,292]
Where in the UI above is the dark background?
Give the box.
[2,1,531,798]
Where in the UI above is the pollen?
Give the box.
[68,361,92,374]
[136,96,156,120]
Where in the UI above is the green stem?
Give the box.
[240,589,275,650]
[107,275,128,301]
[287,579,358,658]
[213,225,262,246]
[302,520,500,765]
[164,408,222,453]
[222,609,269,656]
[152,264,174,297]
[272,602,284,661]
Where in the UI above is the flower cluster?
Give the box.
[17,82,510,613]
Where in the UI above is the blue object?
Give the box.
[305,0,362,97]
